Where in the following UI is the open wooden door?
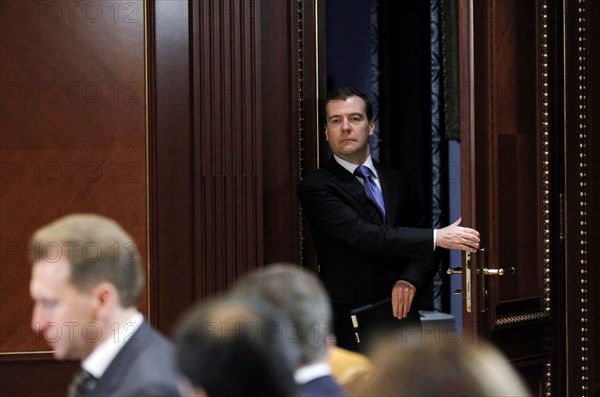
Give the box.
[453,1,565,395]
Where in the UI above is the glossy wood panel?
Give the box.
[470,0,551,331]
[0,0,147,350]
[0,0,146,394]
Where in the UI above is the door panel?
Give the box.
[458,0,559,395]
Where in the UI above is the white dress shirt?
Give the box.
[294,362,332,385]
[82,311,144,379]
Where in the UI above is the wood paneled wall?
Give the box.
[1,0,147,395]
[5,0,597,396]
[1,0,319,395]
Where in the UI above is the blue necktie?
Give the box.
[354,165,386,220]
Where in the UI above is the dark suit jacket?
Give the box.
[86,321,180,397]
[298,158,437,345]
[298,375,347,397]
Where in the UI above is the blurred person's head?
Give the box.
[29,214,143,360]
[354,337,531,396]
[231,263,333,365]
[175,297,297,397]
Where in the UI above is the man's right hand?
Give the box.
[436,217,480,253]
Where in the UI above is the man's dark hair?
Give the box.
[175,298,298,397]
[323,86,374,123]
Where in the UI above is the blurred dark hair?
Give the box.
[175,297,298,397]
[231,263,332,365]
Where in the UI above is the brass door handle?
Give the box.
[482,267,516,276]
[447,267,463,275]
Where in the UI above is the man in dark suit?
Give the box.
[28,214,180,396]
[298,87,480,350]
[231,263,348,397]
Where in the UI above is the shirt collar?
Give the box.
[294,362,332,385]
[82,311,144,379]
[333,154,379,179]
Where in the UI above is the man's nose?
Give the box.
[342,117,352,130]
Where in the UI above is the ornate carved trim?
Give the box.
[488,0,498,263]
[539,0,552,315]
[494,310,550,326]
[576,1,589,394]
[297,0,306,266]
[544,361,552,397]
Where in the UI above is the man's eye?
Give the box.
[330,119,341,125]
[350,116,362,123]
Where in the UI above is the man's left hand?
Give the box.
[391,280,416,319]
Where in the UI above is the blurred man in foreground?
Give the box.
[29,214,180,396]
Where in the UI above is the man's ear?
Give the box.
[91,282,119,320]
[368,119,375,136]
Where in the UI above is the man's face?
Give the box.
[30,257,97,360]
[325,95,375,164]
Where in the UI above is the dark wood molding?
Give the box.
[563,0,597,394]
[590,2,600,393]
[151,0,195,335]
[0,356,79,397]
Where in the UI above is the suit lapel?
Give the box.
[323,157,386,224]
[91,322,151,395]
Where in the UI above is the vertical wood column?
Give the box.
[191,0,264,297]
[151,0,195,331]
